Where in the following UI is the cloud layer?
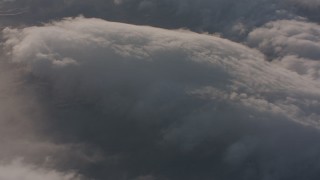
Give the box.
[0,0,320,179]
[0,0,317,38]
[2,17,320,180]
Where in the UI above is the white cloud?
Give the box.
[0,159,81,180]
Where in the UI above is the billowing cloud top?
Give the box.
[1,16,320,180]
[248,20,320,79]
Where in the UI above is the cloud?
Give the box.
[3,17,320,179]
[248,20,320,79]
[286,0,320,8]
[274,55,320,79]
[0,0,307,39]
[0,159,81,180]
[248,20,320,60]
[0,43,93,180]
[0,0,320,179]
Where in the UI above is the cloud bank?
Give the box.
[2,17,320,180]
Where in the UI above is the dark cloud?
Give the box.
[2,17,320,180]
[0,0,310,39]
[0,0,320,180]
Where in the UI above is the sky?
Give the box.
[0,0,320,180]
